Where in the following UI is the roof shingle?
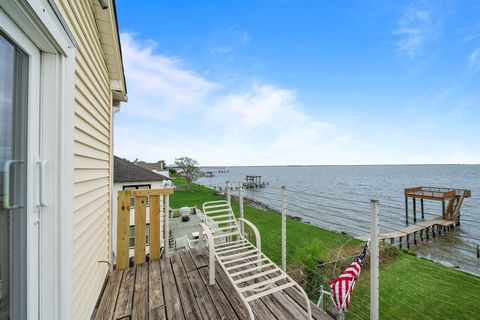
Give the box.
[114,156,169,183]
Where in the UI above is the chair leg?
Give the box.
[246,303,255,320]
[209,246,215,285]
[298,284,312,319]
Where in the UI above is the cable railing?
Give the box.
[196,180,480,318]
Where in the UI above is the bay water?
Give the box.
[197,165,480,275]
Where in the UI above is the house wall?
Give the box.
[55,1,114,319]
[112,181,166,261]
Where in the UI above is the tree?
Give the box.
[174,157,201,189]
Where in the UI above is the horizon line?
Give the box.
[198,163,479,168]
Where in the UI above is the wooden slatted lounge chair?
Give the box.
[197,200,312,320]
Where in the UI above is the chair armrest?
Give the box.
[236,218,261,251]
[197,223,216,285]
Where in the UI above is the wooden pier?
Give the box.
[404,186,471,224]
[358,186,471,249]
[243,175,267,188]
[358,217,458,248]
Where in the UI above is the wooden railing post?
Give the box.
[134,195,147,265]
[116,191,131,269]
[150,194,161,260]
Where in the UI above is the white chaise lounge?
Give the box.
[197,200,312,320]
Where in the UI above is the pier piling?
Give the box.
[421,198,424,219]
[413,198,417,223]
[405,197,409,225]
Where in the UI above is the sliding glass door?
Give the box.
[0,31,30,320]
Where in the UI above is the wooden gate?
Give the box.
[116,188,174,269]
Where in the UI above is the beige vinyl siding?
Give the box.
[57,0,114,319]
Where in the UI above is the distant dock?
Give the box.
[358,186,471,249]
[242,175,268,188]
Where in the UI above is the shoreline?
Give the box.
[203,184,479,277]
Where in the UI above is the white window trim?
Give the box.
[1,1,76,319]
[0,9,40,320]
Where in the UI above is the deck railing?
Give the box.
[116,188,174,269]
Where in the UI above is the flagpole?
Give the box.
[370,200,380,320]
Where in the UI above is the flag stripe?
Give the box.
[329,243,369,312]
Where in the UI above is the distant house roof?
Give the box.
[114,156,169,183]
[137,161,165,172]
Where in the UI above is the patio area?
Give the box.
[94,249,332,320]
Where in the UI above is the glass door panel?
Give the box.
[0,31,29,320]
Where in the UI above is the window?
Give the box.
[123,184,151,208]
[129,224,150,249]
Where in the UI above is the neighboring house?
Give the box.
[1,1,126,319]
[137,160,170,177]
[112,156,170,260]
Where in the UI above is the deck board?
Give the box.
[96,269,123,320]
[148,260,166,319]
[161,258,185,320]
[114,267,135,319]
[132,263,149,320]
[96,251,333,320]
[171,254,203,319]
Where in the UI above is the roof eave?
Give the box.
[92,0,127,103]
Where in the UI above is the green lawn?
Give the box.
[350,254,480,319]
[170,178,480,319]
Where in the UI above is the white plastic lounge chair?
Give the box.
[197,200,312,320]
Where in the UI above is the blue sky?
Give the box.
[114,0,480,165]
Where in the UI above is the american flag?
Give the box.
[329,242,369,311]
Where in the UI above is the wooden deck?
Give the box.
[94,249,332,320]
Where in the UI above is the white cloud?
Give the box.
[393,1,442,58]
[120,33,215,120]
[468,48,480,74]
[115,33,351,165]
[115,33,480,166]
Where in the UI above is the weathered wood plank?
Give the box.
[180,250,197,272]
[131,188,174,197]
[149,306,167,320]
[134,195,147,265]
[95,270,123,320]
[198,264,240,320]
[132,263,149,320]
[171,254,203,320]
[114,267,136,319]
[149,260,166,319]
[117,191,131,269]
[179,252,222,319]
[261,291,309,320]
[190,249,208,269]
[150,195,161,260]
[282,286,331,320]
[160,258,185,320]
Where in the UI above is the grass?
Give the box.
[170,178,480,319]
[350,254,480,319]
